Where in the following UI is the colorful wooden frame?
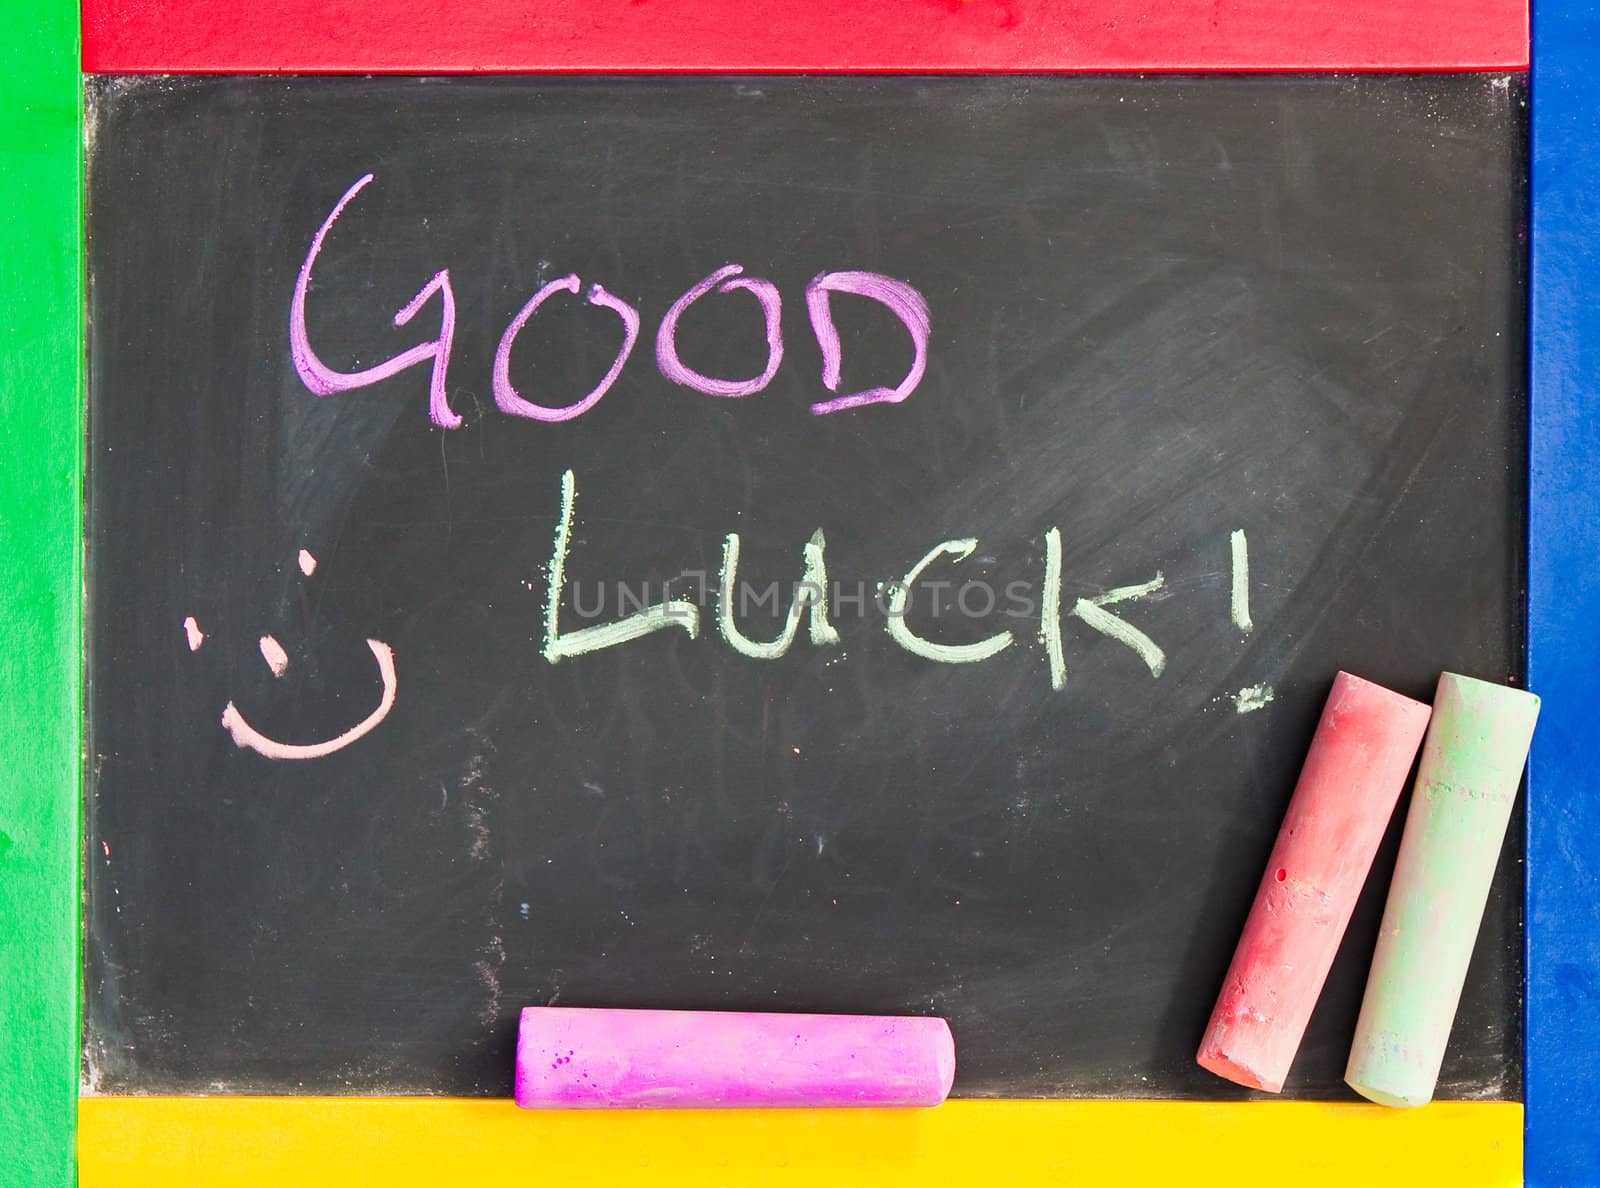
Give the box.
[1527,1,1600,1181]
[7,0,1595,1183]
[80,0,1528,73]
[0,2,81,1187]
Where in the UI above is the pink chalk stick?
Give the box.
[1196,672,1432,1093]
[514,1006,955,1109]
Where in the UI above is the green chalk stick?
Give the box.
[1345,673,1539,1108]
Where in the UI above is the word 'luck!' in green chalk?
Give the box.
[1344,672,1539,1108]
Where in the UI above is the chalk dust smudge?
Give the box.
[1235,683,1275,714]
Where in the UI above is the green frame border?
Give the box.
[0,0,82,1183]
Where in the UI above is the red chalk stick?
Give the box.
[1196,672,1431,1092]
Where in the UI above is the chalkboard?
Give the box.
[84,74,1526,1099]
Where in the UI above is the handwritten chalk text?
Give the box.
[198,471,1258,761]
[292,175,931,427]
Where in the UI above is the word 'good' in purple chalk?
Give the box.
[514,1006,955,1109]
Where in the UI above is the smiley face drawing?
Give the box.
[186,550,397,760]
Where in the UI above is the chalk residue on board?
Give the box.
[81,1037,106,1096]
[475,934,506,1027]
[1235,683,1275,714]
[459,742,495,862]
[456,735,506,1028]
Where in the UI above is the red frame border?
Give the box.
[83,0,1527,74]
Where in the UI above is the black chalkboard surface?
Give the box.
[85,74,1525,1099]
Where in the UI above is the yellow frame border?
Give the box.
[79,1099,1521,1186]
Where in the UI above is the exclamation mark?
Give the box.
[1230,529,1253,634]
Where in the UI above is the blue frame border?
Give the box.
[1528,2,1600,1182]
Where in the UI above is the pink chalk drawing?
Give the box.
[222,643,396,762]
[805,270,930,415]
[287,184,935,426]
[494,275,641,422]
[221,640,396,761]
[257,634,289,678]
[656,264,784,397]
[187,553,397,760]
[289,173,462,429]
[258,634,290,678]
